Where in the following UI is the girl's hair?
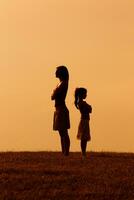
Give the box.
[74,87,87,109]
[56,66,69,80]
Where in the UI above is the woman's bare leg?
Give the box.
[81,139,87,156]
[59,130,70,156]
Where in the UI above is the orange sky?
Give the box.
[0,0,134,152]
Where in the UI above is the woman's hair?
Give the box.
[74,87,87,109]
[56,66,69,80]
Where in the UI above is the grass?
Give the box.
[0,151,134,200]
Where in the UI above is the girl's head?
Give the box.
[56,66,69,81]
[74,87,87,108]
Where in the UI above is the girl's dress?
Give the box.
[77,101,92,141]
[52,80,70,131]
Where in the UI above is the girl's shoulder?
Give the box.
[81,101,92,112]
[80,101,90,106]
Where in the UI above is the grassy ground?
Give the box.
[0,151,134,200]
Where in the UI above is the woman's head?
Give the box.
[56,66,69,81]
[74,87,87,108]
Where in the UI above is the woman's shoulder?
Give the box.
[59,80,68,87]
[60,81,69,92]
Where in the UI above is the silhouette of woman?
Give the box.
[74,88,92,158]
[51,66,70,156]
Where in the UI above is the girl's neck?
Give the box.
[79,98,84,103]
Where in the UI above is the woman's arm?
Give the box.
[88,104,92,113]
[51,89,57,100]
[51,81,67,100]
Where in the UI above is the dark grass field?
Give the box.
[0,151,134,200]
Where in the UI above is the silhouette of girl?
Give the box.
[51,66,70,156]
[74,88,92,158]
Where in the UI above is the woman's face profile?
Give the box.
[55,69,59,78]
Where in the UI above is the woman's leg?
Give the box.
[81,139,87,156]
[59,131,65,154]
[64,130,70,156]
[59,130,70,156]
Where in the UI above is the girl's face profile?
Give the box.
[82,91,87,99]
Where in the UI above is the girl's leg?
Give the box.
[59,130,70,156]
[81,139,87,156]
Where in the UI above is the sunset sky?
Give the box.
[0,0,134,152]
